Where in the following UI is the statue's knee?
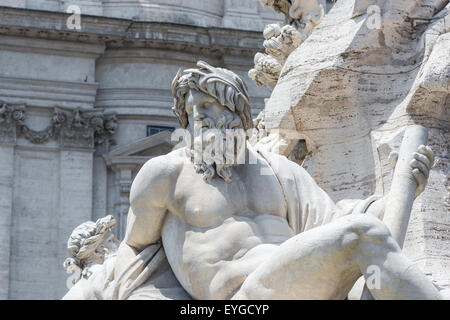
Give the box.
[347,214,392,245]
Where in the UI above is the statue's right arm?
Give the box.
[115,156,173,275]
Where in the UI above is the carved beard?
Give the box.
[189,110,244,183]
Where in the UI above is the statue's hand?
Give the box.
[410,145,435,198]
[389,145,434,198]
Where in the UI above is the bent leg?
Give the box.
[232,214,364,299]
[232,214,442,300]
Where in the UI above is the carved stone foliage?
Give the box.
[259,0,292,17]
[263,24,303,65]
[250,1,324,91]
[248,23,304,90]
[0,101,25,144]
[249,52,282,90]
[288,0,324,34]
[0,101,117,149]
[259,0,324,32]
[54,108,117,149]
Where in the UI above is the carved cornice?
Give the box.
[0,101,117,149]
[0,7,264,58]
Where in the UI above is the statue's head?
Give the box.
[171,61,253,182]
[63,215,118,274]
[171,60,253,132]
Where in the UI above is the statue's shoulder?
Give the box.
[132,148,188,195]
[140,148,186,174]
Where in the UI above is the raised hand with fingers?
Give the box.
[388,144,435,198]
[410,145,435,198]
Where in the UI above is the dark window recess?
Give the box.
[147,125,174,136]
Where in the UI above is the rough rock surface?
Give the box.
[261,0,450,287]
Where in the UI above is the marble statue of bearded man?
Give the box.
[111,61,447,300]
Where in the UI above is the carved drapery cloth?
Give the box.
[0,101,117,149]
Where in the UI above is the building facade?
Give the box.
[0,0,283,299]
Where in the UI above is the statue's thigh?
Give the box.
[232,216,365,300]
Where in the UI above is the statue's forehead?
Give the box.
[186,88,218,104]
[189,89,213,99]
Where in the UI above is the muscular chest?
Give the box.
[168,163,287,228]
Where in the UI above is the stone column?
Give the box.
[92,153,108,221]
[112,165,135,239]
[0,145,14,299]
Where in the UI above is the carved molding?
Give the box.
[0,7,267,58]
[0,102,25,144]
[0,101,117,149]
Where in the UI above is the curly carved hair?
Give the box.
[171,60,253,131]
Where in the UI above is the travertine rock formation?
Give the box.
[249,1,327,164]
[258,0,450,288]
